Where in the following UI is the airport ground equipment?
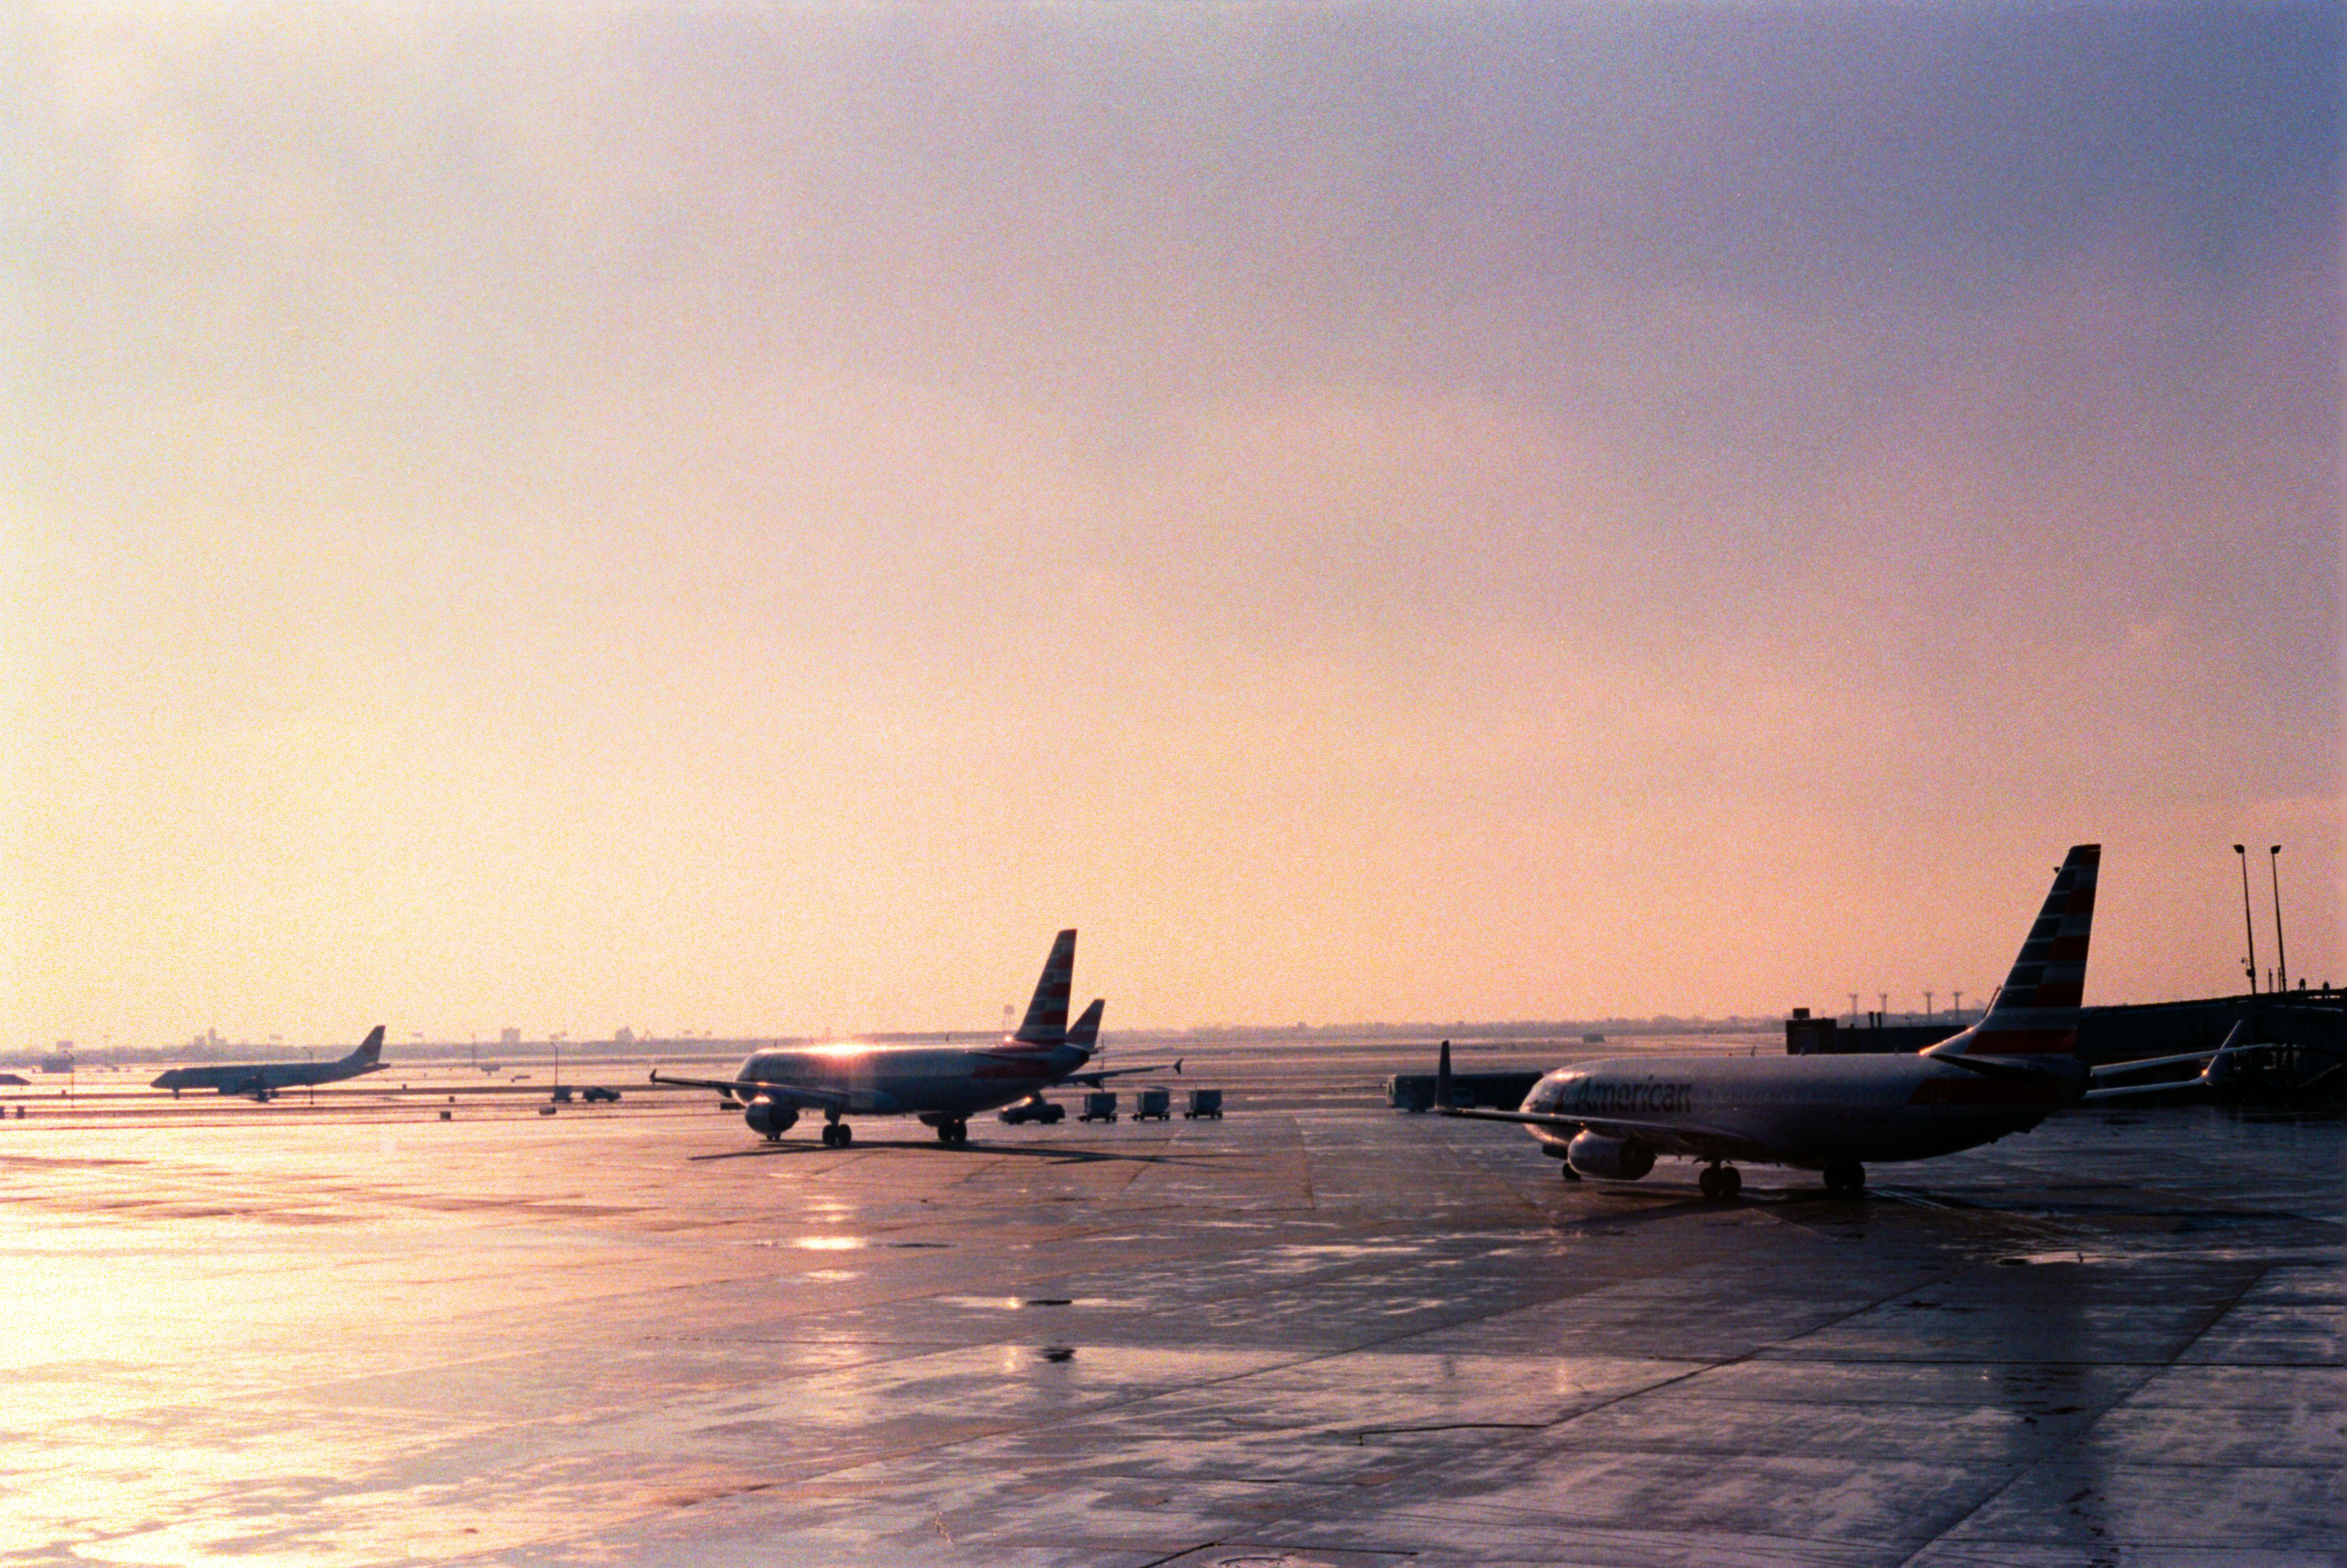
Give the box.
[579,1085,621,1102]
[1185,1088,1223,1119]
[1134,1086,1171,1120]
[998,1096,1065,1124]
[1080,1091,1118,1123]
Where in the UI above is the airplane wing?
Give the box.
[646,1071,851,1111]
[1438,1104,1768,1162]
[2076,1021,2254,1102]
[2081,1076,2214,1102]
[966,1053,1185,1086]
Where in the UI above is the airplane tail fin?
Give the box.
[1012,930,1077,1046]
[1929,845,2098,1059]
[350,1025,386,1066]
[1067,998,1105,1055]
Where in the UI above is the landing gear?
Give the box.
[1697,1163,1743,1200]
[1822,1158,1865,1195]
[821,1121,854,1149]
[935,1118,968,1148]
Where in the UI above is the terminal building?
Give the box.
[1786,989,2346,1100]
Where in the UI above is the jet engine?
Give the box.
[1565,1131,1654,1181]
[743,1100,799,1139]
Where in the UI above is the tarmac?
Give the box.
[1,1040,2339,1567]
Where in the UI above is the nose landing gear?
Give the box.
[820,1120,854,1148]
[1822,1158,1865,1195]
[1696,1163,1743,1200]
[934,1118,969,1147]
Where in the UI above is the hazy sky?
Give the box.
[8,3,2337,1046]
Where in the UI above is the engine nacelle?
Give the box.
[743,1100,799,1138]
[1566,1131,1655,1181]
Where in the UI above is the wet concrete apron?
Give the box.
[1,1096,2337,1565]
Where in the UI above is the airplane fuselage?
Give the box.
[150,1059,384,1096]
[1519,1051,2081,1169]
[731,1041,1092,1121]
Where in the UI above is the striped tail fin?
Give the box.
[1012,929,1077,1046]
[1931,845,2099,1059]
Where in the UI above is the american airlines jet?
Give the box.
[651,930,1174,1147]
[1441,845,2215,1196]
[151,1026,387,1100]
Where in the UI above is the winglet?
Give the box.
[2201,1017,2254,1091]
[1436,1039,1452,1111]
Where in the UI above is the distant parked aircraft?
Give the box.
[652,930,1175,1146]
[151,1027,387,1100]
[1439,845,2234,1196]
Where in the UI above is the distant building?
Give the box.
[500,1028,522,1047]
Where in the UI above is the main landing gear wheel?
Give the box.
[1822,1158,1865,1196]
[1697,1164,1743,1200]
[821,1122,854,1149]
[935,1119,968,1147]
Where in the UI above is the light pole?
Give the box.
[2233,845,2259,995]
[2269,845,2289,993]
[1952,989,1965,1020]
[1847,993,1860,1028]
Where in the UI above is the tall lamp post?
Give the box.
[2233,844,2259,995]
[2268,845,2289,993]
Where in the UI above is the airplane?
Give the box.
[650,930,1178,1147]
[151,1026,388,1100]
[1437,844,2236,1198]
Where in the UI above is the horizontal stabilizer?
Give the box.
[1062,1057,1181,1086]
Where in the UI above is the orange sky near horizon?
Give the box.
[6,4,2336,1048]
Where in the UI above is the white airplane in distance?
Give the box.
[1439,844,2235,1198]
[151,1026,388,1100]
[650,929,1176,1147]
